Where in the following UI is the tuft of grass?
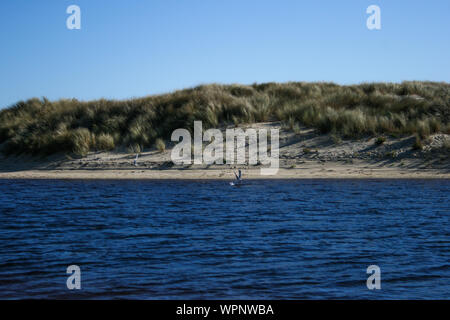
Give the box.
[155,138,166,152]
[331,134,342,145]
[127,143,142,154]
[95,133,115,151]
[70,128,92,157]
[385,151,397,159]
[375,136,386,145]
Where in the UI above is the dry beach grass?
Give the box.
[1,81,449,157]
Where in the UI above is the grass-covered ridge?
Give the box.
[1,81,449,156]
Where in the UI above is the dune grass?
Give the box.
[0,81,449,156]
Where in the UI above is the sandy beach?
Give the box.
[0,165,448,180]
[1,123,448,179]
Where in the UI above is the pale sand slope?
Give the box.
[1,122,449,179]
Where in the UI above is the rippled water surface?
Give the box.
[0,179,448,299]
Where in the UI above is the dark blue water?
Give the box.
[0,179,448,299]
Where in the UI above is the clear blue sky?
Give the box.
[1,0,449,108]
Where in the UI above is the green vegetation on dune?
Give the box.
[0,81,449,156]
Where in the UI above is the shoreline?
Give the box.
[1,166,449,180]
